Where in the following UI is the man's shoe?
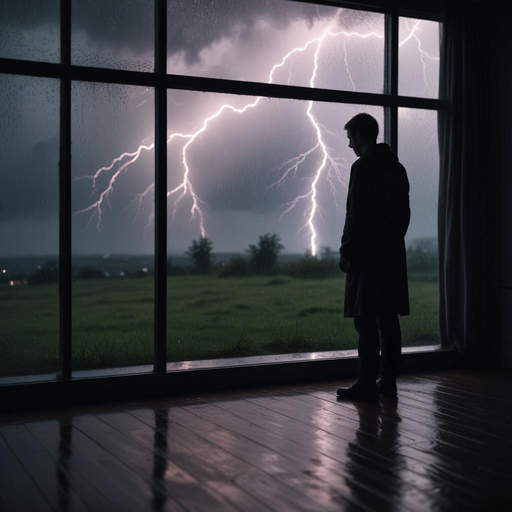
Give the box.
[376,377,398,398]
[336,379,379,401]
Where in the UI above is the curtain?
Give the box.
[438,2,489,356]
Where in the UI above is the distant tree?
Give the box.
[247,234,284,274]
[29,259,59,284]
[78,266,106,280]
[187,237,213,274]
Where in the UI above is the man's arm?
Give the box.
[339,162,371,268]
[399,163,411,237]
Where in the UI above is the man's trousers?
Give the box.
[354,313,402,381]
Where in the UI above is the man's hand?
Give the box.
[339,256,351,273]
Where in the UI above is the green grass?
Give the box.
[0,274,439,377]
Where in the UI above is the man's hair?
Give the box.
[344,113,379,143]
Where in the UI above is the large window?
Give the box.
[0,1,442,380]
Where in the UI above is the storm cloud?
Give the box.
[1,0,370,66]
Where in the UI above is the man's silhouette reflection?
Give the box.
[344,400,405,511]
[337,113,410,401]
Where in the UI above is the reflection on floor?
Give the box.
[1,368,511,511]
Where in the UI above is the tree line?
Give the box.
[183,234,285,276]
[2,234,438,285]
[183,234,438,279]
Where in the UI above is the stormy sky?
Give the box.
[0,0,440,257]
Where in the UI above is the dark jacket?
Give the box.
[340,143,410,317]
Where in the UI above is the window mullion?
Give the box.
[59,0,72,380]
[385,10,399,153]
[154,0,167,373]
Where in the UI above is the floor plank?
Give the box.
[1,369,512,511]
[0,432,54,512]
[0,423,88,512]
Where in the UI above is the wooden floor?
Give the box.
[1,369,512,511]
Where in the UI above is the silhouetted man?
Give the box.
[337,113,410,401]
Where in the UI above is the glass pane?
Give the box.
[167,0,385,93]
[72,0,154,72]
[0,75,60,378]
[72,82,155,374]
[166,89,384,361]
[0,0,60,62]
[399,108,440,345]
[399,17,440,99]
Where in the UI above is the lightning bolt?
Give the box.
[399,19,440,93]
[75,16,435,256]
[274,20,384,255]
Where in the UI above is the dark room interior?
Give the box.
[1,0,511,510]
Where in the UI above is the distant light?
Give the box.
[142,267,148,273]
[2,269,6,274]
[9,281,14,286]
[119,271,125,277]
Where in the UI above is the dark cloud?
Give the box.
[2,0,380,71]
[74,0,335,62]
[1,0,335,63]
[0,135,59,221]
[167,0,335,64]
[0,136,59,221]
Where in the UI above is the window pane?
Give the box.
[0,75,60,378]
[72,0,154,72]
[165,89,384,361]
[0,0,60,63]
[167,0,385,93]
[399,108,440,345]
[399,18,440,99]
[72,82,155,375]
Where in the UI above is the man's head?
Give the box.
[344,113,379,157]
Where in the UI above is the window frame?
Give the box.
[0,0,446,396]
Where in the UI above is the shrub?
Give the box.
[280,255,339,279]
[29,260,59,284]
[218,256,250,277]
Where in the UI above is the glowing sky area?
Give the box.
[0,1,440,257]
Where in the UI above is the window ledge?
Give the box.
[0,344,443,385]
[0,345,459,411]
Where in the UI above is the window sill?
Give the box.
[0,344,460,411]
[0,344,442,384]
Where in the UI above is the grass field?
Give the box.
[0,274,439,377]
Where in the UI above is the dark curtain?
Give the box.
[438,2,489,355]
